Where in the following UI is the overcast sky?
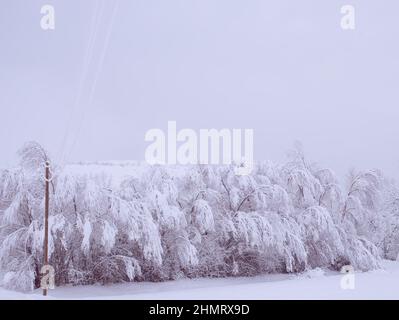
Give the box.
[0,0,398,180]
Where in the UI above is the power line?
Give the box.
[58,0,106,167]
[62,0,120,166]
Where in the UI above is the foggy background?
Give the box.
[0,0,398,180]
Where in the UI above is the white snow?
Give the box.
[1,260,398,300]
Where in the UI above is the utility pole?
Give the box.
[43,161,50,296]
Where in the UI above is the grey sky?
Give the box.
[0,0,398,180]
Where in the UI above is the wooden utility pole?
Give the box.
[43,161,50,296]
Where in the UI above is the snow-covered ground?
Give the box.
[1,260,398,300]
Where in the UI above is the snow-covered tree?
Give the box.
[0,142,395,291]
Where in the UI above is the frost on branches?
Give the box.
[0,142,398,291]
